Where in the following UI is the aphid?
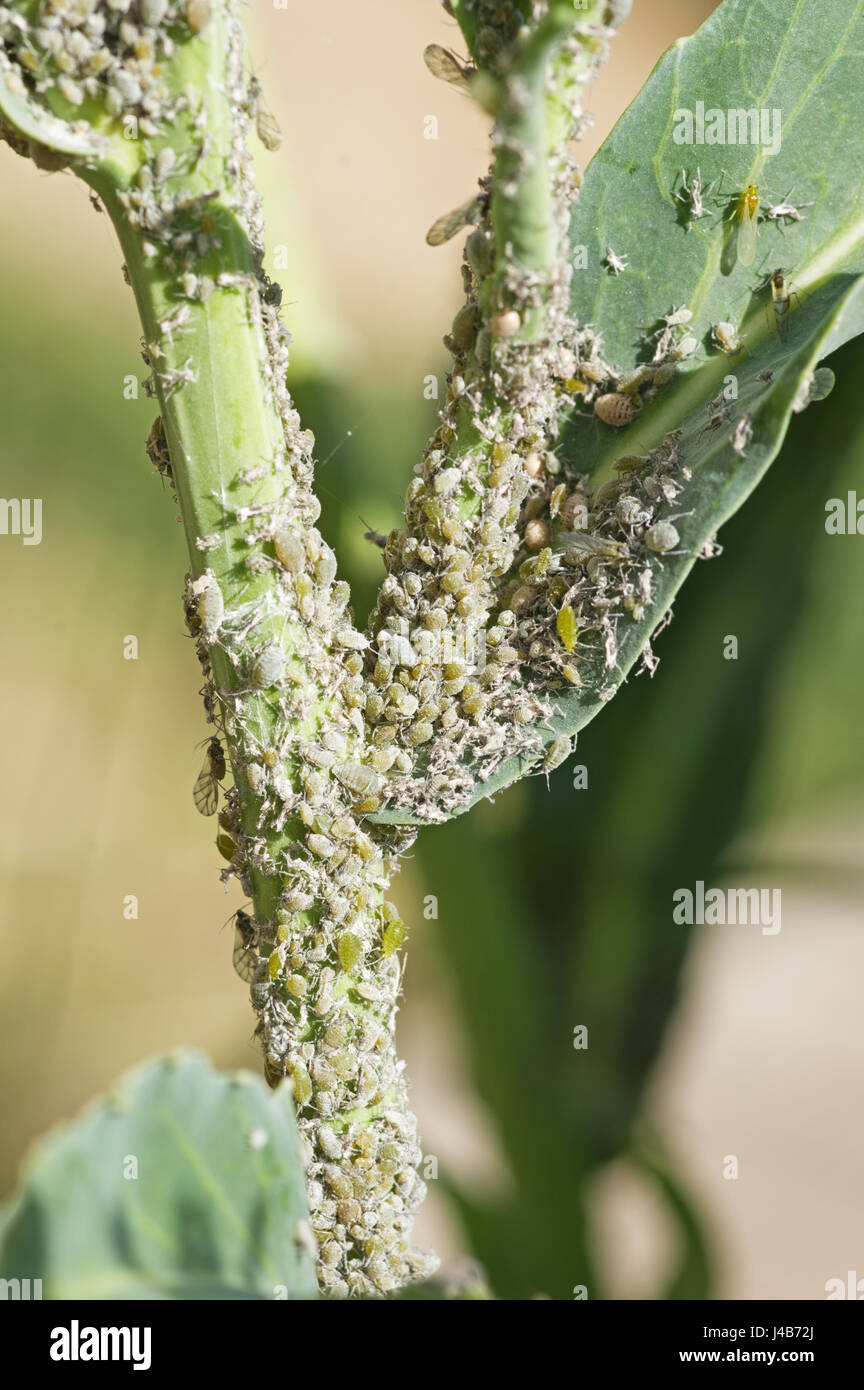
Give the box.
[770,268,792,341]
[645,520,680,553]
[542,735,572,775]
[731,415,753,456]
[676,167,714,221]
[594,392,639,428]
[698,407,732,441]
[232,910,262,982]
[360,517,387,549]
[333,761,383,798]
[561,532,625,564]
[712,320,743,355]
[248,76,282,152]
[733,183,760,267]
[603,246,629,275]
[556,605,579,653]
[380,917,407,958]
[145,415,173,485]
[425,196,484,247]
[756,368,775,384]
[191,572,224,640]
[422,43,475,94]
[193,736,225,816]
[261,276,283,308]
[273,528,306,573]
[249,644,287,690]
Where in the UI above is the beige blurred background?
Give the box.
[2,0,863,1300]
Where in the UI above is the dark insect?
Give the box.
[261,276,283,308]
[193,736,226,816]
[360,517,387,549]
[146,415,174,487]
[232,909,262,982]
[426,196,484,247]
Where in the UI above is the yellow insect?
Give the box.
[734,183,760,267]
[193,736,225,816]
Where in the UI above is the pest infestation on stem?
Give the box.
[0,0,851,1304]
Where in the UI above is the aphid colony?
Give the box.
[0,0,440,1301]
[0,0,700,1301]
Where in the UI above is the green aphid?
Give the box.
[556,604,579,653]
[337,931,365,972]
[381,918,408,957]
[542,735,572,774]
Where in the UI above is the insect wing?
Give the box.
[736,194,759,267]
[193,741,222,816]
[423,44,473,93]
[233,919,261,982]
[255,102,282,152]
[193,764,218,816]
[426,197,481,247]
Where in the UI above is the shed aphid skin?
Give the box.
[425,195,484,247]
[764,188,814,228]
[193,736,226,817]
[731,414,753,456]
[423,43,475,95]
[247,75,282,152]
[733,183,760,267]
[603,246,628,275]
[676,166,714,222]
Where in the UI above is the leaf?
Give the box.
[0,1051,317,1300]
[630,1145,714,1300]
[421,335,864,1298]
[0,53,107,159]
[373,0,864,826]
